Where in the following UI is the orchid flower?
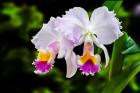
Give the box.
[31,17,78,78]
[55,6,123,75]
[78,36,101,75]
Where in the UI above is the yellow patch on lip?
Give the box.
[37,51,52,62]
[80,42,96,64]
[80,52,96,64]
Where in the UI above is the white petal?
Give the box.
[64,7,89,27]
[31,17,59,50]
[57,36,74,58]
[55,19,85,46]
[90,6,123,45]
[65,50,78,78]
[55,7,89,45]
[93,36,109,67]
[57,46,65,58]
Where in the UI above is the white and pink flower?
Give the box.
[31,6,123,77]
[31,17,78,78]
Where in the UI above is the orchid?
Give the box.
[31,6,123,77]
[31,17,78,78]
[55,6,123,75]
[1,1,140,93]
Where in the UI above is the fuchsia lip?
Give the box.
[33,61,53,74]
[79,59,100,75]
[78,41,100,75]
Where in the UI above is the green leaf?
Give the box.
[102,61,140,93]
[122,37,140,55]
[124,53,140,68]
[109,32,128,79]
[129,77,140,91]
[117,7,129,17]
[122,52,140,84]
[103,0,123,12]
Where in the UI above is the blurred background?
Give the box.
[0,0,140,93]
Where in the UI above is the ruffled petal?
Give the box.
[55,18,84,45]
[78,53,101,76]
[33,61,53,74]
[93,36,109,67]
[78,40,101,76]
[90,6,123,45]
[32,49,56,74]
[65,50,78,78]
[64,7,89,27]
[79,60,100,76]
[31,17,60,50]
[55,7,89,45]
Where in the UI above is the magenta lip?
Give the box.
[33,61,53,74]
[79,59,100,75]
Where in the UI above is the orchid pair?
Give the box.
[31,6,123,78]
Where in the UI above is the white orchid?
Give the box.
[31,6,123,77]
[55,6,123,75]
[31,17,78,78]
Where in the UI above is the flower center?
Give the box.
[87,31,94,38]
[84,31,94,43]
[37,51,53,62]
[80,52,97,64]
[79,42,96,64]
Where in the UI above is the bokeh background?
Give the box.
[0,0,140,93]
